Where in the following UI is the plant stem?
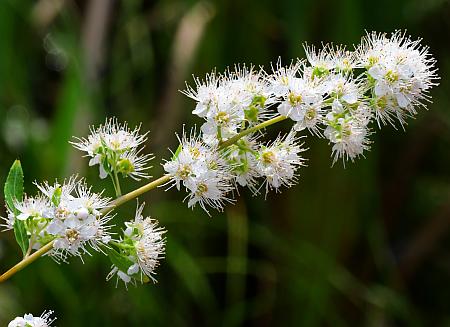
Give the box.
[113,170,122,197]
[24,236,34,258]
[0,115,288,282]
[219,115,287,149]
[110,240,135,250]
[100,174,172,216]
[0,241,55,283]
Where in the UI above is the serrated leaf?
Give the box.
[4,160,29,256]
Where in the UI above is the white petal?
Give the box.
[99,165,108,179]
[117,270,131,283]
[127,263,140,275]
[368,66,383,79]
[17,213,29,220]
[277,102,292,117]
[396,92,410,108]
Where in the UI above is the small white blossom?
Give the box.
[225,137,260,193]
[71,117,151,180]
[107,203,166,287]
[324,111,371,164]
[276,73,325,135]
[13,195,51,221]
[269,59,303,97]
[8,310,55,327]
[304,43,359,76]
[8,176,113,261]
[358,31,438,127]
[163,131,233,214]
[255,132,307,194]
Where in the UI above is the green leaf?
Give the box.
[13,220,28,257]
[104,246,151,283]
[51,187,62,207]
[104,246,134,273]
[4,160,24,215]
[4,160,29,256]
[172,143,182,160]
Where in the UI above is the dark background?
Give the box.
[0,0,450,326]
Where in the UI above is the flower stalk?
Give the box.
[0,241,55,283]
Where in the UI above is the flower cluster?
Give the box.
[71,118,152,186]
[183,66,275,144]
[163,130,307,205]
[8,310,55,327]
[5,176,113,262]
[361,31,438,126]
[107,203,166,287]
[163,132,234,214]
[0,31,438,298]
[161,30,438,210]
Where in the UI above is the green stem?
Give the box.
[0,241,55,283]
[110,240,135,250]
[100,174,172,216]
[0,115,288,282]
[113,170,122,197]
[219,115,287,149]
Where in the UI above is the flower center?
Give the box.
[385,70,399,83]
[215,111,230,125]
[262,151,275,164]
[288,92,303,106]
[197,183,208,195]
[305,107,317,120]
[66,229,80,243]
[189,146,201,158]
[55,207,69,220]
[177,164,191,179]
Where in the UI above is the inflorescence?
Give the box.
[1,31,438,291]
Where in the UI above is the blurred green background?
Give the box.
[0,0,449,326]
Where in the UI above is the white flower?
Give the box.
[8,310,55,327]
[20,177,114,261]
[304,43,359,75]
[71,117,151,180]
[13,195,51,221]
[325,73,364,106]
[185,66,275,143]
[225,137,260,193]
[359,31,438,127]
[107,203,166,287]
[324,112,371,164]
[163,132,211,190]
[255,132,307,194]
[269,59,303,97]
[118,148,153,181]
[276,74,325,132]
[46,180,112,261]
[163,131,233,214]
[200,102,245,140]
[184,170,232,213]
[183,71,222,118]
[291,102,325,136]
